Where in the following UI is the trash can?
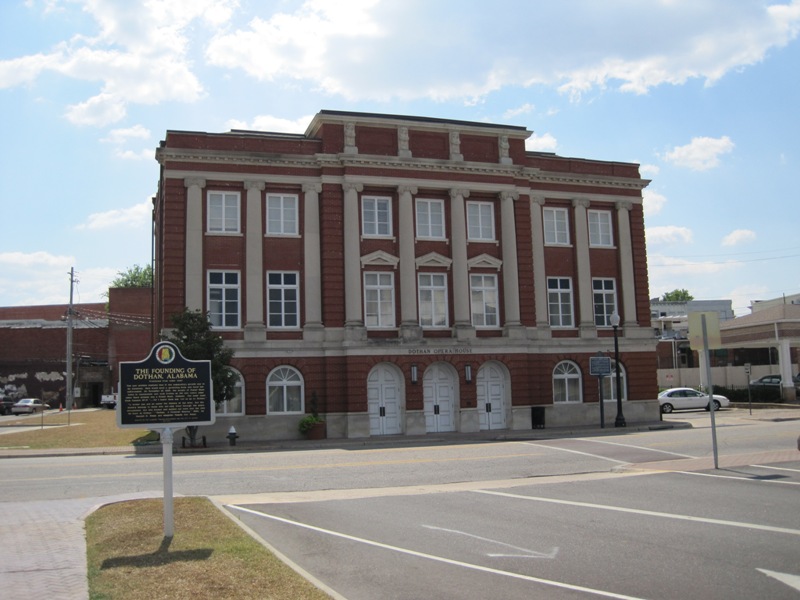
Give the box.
[531,406,545,429]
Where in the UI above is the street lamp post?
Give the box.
[611,311,626,428]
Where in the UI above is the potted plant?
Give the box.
[299,392,326,439]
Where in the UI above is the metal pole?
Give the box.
[612,314,626,428]
[66,267,74,426]
[162,427,174,538]
[701,315,719,469]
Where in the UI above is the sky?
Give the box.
[1,0,799,316]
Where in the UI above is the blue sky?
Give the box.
[1,0,799,315]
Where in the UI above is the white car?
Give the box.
[658,388,730,414]
[11,398,47,415]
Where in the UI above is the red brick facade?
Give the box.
[154,110,659,440]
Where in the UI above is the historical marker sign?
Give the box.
[590,355,612,377]
[117,341,214,429]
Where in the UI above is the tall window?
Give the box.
[208,271,240,328]
[588,210,613,247]
[416,199,445,239]
[218,368,244,415]
[467,201,495,241]
[207,192,240,233]
[364,272,395,328]
[267,366,303,414]
[543,207,569,245]
[593,278,617,327]
[553,361,582,403]
[418,273,448,328]
[267,194,298,235]
[267,272,299,328]
[362,196,392,237]
[601,361,627,402]
[470,274,498,327]
[547,277,573,327]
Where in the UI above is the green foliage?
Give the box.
[165,308,236,406]
[110,264,152,288]
[661,288,694,302]
[298,414,324,434]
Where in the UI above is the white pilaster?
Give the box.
[500,191,524,337]
[530,196,550,335]
[450,188,474,339]
[303,183,324,340]
[573,198,595,337]
[616,201,639,327]
[343,182,365,338]
[398,185,421,341]
[244,180,265,341]
[184,177,205,311]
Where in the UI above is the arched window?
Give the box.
[553,361,582,403]
[267,366,304,414]
[218,368,244,415]
[601,361,627,402]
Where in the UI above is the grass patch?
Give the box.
[86,497,331,600]
[0,409,156,449]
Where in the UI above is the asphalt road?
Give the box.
[1,407,799,598]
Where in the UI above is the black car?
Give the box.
[749,374,800,390]
[1,395,16,415]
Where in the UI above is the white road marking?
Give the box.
[573,438,696,458]
[757,568,800,592]
[751,464,800,474]
[519,442,630,465]
[422,524,559,559]
[676,470,800,486]
[473,490,800,536]
[230,505,646,599]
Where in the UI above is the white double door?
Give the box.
[367,366,401,436]
[477,364,506,430]
[423,364,456,433]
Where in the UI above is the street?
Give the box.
[1,407,799,598]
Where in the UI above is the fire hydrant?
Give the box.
[227,426,239,446]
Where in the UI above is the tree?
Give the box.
[165,308,237,445]
[109,264,152,288]
[661,289,694,302]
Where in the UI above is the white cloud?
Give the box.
[722,229,757,246]
[640,164,660,176]
[646,226,693,245]
[65,92,126,125]
[102,124,151,144]
[503,103,535,119]
[525,133,557,152]
[113,148,153,161]
[76,199,151,231]
[226,114,315,133]
[663,136,735,170]
[642,189,667,216]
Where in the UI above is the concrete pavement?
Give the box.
[0,408,796,600]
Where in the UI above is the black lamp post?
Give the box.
[611,311,626,428]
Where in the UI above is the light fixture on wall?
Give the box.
[465,364,472,384]
[411,364,418,384]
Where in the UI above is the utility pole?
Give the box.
[66,267,75,416]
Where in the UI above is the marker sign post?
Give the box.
[590,353,613,428]
[118,341,214,537]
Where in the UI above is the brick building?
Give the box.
[154,110,659,440]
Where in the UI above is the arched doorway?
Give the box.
[422,363,457,433]
[367,364,403,435]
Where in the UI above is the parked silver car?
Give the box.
[658,388,730,414]
[11,398,47,415]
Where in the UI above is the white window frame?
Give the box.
[218,368,245,415]
[553,360,582,403]
[207,270,240,329]
[207,191,240,234]
[588,210,613,247]
[266,366,304,414]
[467,201,495,241]
[592,278,618,327]
[470,274,499,328]
[547,277,574,328]
[416,198,446,239]
[362,196,393,237]
[601,361,627,403]
[418,273,449,328]
[267,271,300,329]
[364,272,396,328]
[266,194,298,236]
[543,207,570,245]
